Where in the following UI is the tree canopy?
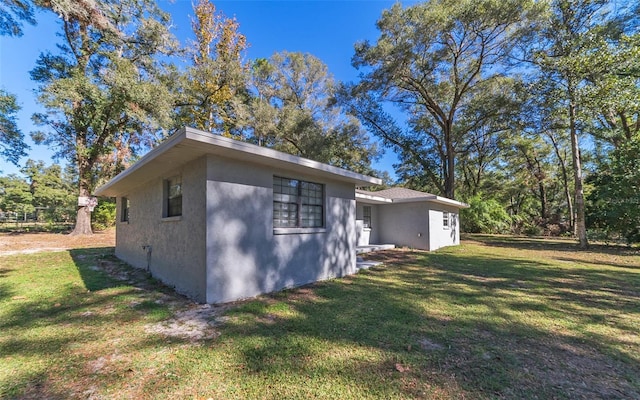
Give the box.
[30,0,177,235]
[350,0,543,198]
[0,89,29,166]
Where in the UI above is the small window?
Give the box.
[363,206,372,228]
[165,176,182,217]
[443,211,450,229]
[273,176,324,228]
[121,197,129,222]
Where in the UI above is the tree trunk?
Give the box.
[70,158,93,236]
[538,180,547,222]
[548,133,574,233]
[568,95,588,248]
[445,126,456,199]
[72,205,93,236]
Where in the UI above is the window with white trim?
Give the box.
[273,176,324,228]
[363,206,372,228]
[443,211,450,229]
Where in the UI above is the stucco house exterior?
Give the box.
[95,127,467,304]
[356,188,468,252]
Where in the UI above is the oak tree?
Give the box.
[31,0,177,235]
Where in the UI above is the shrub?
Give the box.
[460,194,511,234]
[92,199,116,231]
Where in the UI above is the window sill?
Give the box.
[274,227,326,235]
[162,216,182,222]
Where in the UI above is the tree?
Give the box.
[587,137,640,244]
[0,174,33,217]
[1,0,35,168]
[0,0,34,36]
[30,0,177,235]
[351,0,542,198]
[0,89,28,166]
[248,51,378,174]
[21,159,75,222]
[579,33,640,148]
[525,0,635,248]
[174,0,248,135]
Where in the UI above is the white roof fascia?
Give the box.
[355,192,393,204]
[392,195,470,208]
[355,191,469,209]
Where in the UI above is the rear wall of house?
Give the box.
[205,155,357,304]
[115,156,207,302]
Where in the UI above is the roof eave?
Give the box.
[392,196,469,208]
[355,192,393,204]
[95,127,382,197]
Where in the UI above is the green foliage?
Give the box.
[0,160,75,223]
[247,51,379,174]
[0,0,34,36]
[173,0,248,136]
[350,0,543,197]
[460,194,511,234]
[0,174,33,214]
[0,89,28,166]
[91,199,116,230]
[587,137,640,244]
[21,159,75,222]
[30,0,178,234]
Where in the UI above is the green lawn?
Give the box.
[1,237,639,399]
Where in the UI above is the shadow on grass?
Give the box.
[468,234,639,255]
[3,240,639,399]
[220,246,640,398]
[0,246,186,398]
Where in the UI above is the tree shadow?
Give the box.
[0,246,192,398]
[468,234,639,257]
[219,248,640,398]
[3,239,640,398]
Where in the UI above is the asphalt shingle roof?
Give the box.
[356,187,436,200]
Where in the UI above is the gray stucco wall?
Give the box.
[428,204,460,251]
[205,155,356,304]
[115,156,207,302]
[377,202,430,250]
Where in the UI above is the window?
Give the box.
[121,197,129,222]
[273,176,324,228]
[165,176,182,217]
[363,206,372,228]
[443,211,450,229]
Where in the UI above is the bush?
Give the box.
[92,199,116,231]
[460,194,511,234]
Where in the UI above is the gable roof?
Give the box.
[95,127,382,197]
[356,188,469,208]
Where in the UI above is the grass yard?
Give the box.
[1,236,639,399]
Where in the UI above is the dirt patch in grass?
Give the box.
[0,228,115,256]
[145,304,223,342]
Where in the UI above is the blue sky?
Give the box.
[0,0,410,178]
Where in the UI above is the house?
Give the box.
[355,188,468,252]
[95,127,468,304]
